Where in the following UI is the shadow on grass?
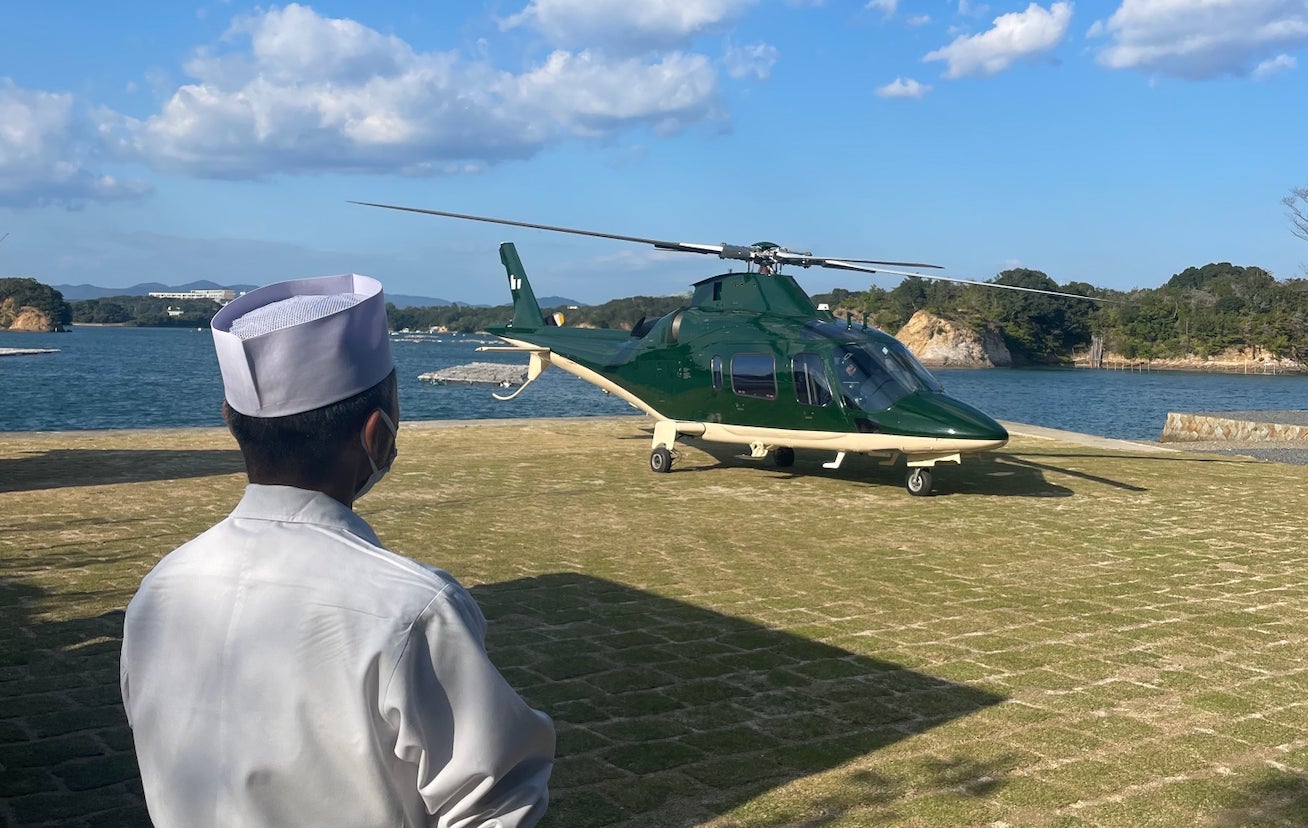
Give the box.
[668,438,1079,498]
[0,578,143,827]
[473,574,1009,828]
[0,449,245,493]
[983,454,1147,492]
[1212,768,1308,827]
[0,570,1013,828]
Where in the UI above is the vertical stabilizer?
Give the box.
[499,243,545,328]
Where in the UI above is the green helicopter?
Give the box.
[354,202,1104,495]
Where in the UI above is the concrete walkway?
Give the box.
[998,420,1181,455]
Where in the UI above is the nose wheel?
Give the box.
[650,446,673,473]
[906,467,933,496]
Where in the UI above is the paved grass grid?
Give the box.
[2,417,1308,827]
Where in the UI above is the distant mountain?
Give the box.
[385,294,585,309]
[386,293,454,308]
[54,279,260,301]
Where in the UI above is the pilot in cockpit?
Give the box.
[838,350,899,412]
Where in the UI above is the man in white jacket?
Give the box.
[121,275,554,827]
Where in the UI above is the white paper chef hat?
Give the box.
[211,274,394,417]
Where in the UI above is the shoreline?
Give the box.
[0,413,647,439]
[16,324,1306,375]
[1070,360,1305,375]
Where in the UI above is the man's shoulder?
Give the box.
[140,513,469,623]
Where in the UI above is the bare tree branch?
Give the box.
[1285,185,1308,243]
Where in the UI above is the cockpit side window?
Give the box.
[792,353,832,407]
[731,353,776,399]
[835,345,911,412]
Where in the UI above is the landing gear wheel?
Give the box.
[773,447,795,468]
[906,467,933,497]
[649,447,673,473]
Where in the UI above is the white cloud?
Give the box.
[875,76,932,97]
[907,14,932,26]
[723,42,780,78]
[0,79,151,208]
[509,51,723,137]
[501,0,756,52]
[867,0,898,16]
[1254,53,1298,78]
[120,4,724,180]
[1091,0,1308,79]
[925,2,1073,78]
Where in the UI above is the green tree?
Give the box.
[974,269,1092,363]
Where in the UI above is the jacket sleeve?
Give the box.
[384,583,555,828]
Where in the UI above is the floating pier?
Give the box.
[0,348,60,358]
[418,362,527,387]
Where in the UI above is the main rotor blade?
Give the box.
[822,260,1116,303]
[350,201,725,258]
[776,251,942,270]
[350,201,941,270]
[831,257,942,269]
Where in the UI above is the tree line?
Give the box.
[67,295,222,327]
[811,262,1308,365]
[387,294,687,334]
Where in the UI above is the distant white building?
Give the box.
[148,289,236,305]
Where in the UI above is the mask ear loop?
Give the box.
[355,410,398,502]
[362,410,397,470]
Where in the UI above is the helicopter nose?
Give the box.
[886,393,1009,443]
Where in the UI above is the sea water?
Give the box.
[2,326,1305,439]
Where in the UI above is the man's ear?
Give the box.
[361,409,393,461]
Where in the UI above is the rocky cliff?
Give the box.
[1077,346,1305,374]
[0,298,56,332]
[895,310,1011,367]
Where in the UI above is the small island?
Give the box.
[0,278,72,333]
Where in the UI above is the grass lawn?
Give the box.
[3,416,1308,827]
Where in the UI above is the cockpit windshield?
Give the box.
[883,339,944,392]
[834,341,943,412]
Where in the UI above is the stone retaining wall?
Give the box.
[1161,412,1308,443]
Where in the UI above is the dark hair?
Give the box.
[224,369,398,483]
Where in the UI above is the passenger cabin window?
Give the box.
[731,354,776,399]
[792,353,832,407]
[711,355,723,390]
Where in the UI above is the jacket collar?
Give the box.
[231,484,382,547]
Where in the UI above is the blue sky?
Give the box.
[2,0,1306,305]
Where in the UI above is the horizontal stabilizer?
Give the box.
[476,345,551,354]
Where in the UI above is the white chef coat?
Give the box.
[120,484,554,827]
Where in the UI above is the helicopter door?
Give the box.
[791,353,832,422]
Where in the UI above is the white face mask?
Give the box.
[354,410,397,501]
